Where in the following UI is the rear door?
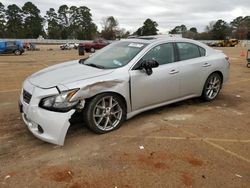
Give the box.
[176,42,211,97]
[129,43,181,110]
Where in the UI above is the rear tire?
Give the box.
[14,50,21,55]
[90,47,95,53]
[83,93,126,134]
[247,63,250,68]
[202,73,222,101]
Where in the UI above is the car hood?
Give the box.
[28,60,114,89]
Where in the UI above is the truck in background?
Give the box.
[0,41,25,55]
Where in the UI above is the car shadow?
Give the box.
[66,97,205,138]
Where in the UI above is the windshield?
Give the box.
[84,41,147,69]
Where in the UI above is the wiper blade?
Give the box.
[79,58,87,64]
[84,63,105,69]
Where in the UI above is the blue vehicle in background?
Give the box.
[0,41,25,55]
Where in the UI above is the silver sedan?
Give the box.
[19,37,230,145]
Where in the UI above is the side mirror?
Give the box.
[140,59,159,75]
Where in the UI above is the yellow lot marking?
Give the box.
[112,121,250,163]
[170,124,250,164]
[0,89,20,93]
[204,140,250,163]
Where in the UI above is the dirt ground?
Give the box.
[0,44,250,188]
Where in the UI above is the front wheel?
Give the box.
[83,93,126,134]
[202,73,222,101]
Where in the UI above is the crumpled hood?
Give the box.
[28,60,114,89]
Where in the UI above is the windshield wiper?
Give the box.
[84,63,105,69]
[79,58,87,64]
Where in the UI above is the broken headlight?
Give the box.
[39,89,79,112]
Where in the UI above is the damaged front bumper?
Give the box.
[19,81,76,146]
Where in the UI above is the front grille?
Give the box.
[23,90,32,104]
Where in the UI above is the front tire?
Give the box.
[202,73,222,101]
[83,93,126,134]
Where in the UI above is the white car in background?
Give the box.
[60,43,79,50]
[19,37,230,145]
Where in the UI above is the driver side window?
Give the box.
[142,43,175,65]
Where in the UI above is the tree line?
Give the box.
[0,2,131,40]
[168,16,250,40]
[0,2,98,39]
[0,2,250,40]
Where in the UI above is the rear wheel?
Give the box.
[14,50,21,55]
[90,47,95,53]
[202,73,222,101]
[83,93,126,134]
[247,63,250,68]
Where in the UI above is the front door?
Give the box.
[0,42,5,53]
[129,43,180,111]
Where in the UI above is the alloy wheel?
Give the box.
[205,74,221,100]
[93,96,122,131]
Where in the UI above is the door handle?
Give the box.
[169,70,179,74]
[203,63,211,67]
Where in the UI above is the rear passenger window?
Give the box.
[199,47,206,56]
[177,42,200,61]
[6,42,15,47]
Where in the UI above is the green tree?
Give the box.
[135,27,143,36]
[243,16,250,39]
[101,16,119,39]
[169,25,187,34]
[0,2,5,38]
[231,16,250,39]
[69,6,97,39]
[211,19,232,40]
[140,18,158,36]
[231,16,244,29]
[45,8,61,39]
[22,2,44,38]
[230,16,246,39]
[58,5,70,39]
[5,4,23,38]
[190,27,197,33]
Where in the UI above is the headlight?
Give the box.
[39,89,79,112]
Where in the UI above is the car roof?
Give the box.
[124,36,191,43]
[123,36,210,49]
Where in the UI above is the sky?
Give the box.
[1,0,250,33]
